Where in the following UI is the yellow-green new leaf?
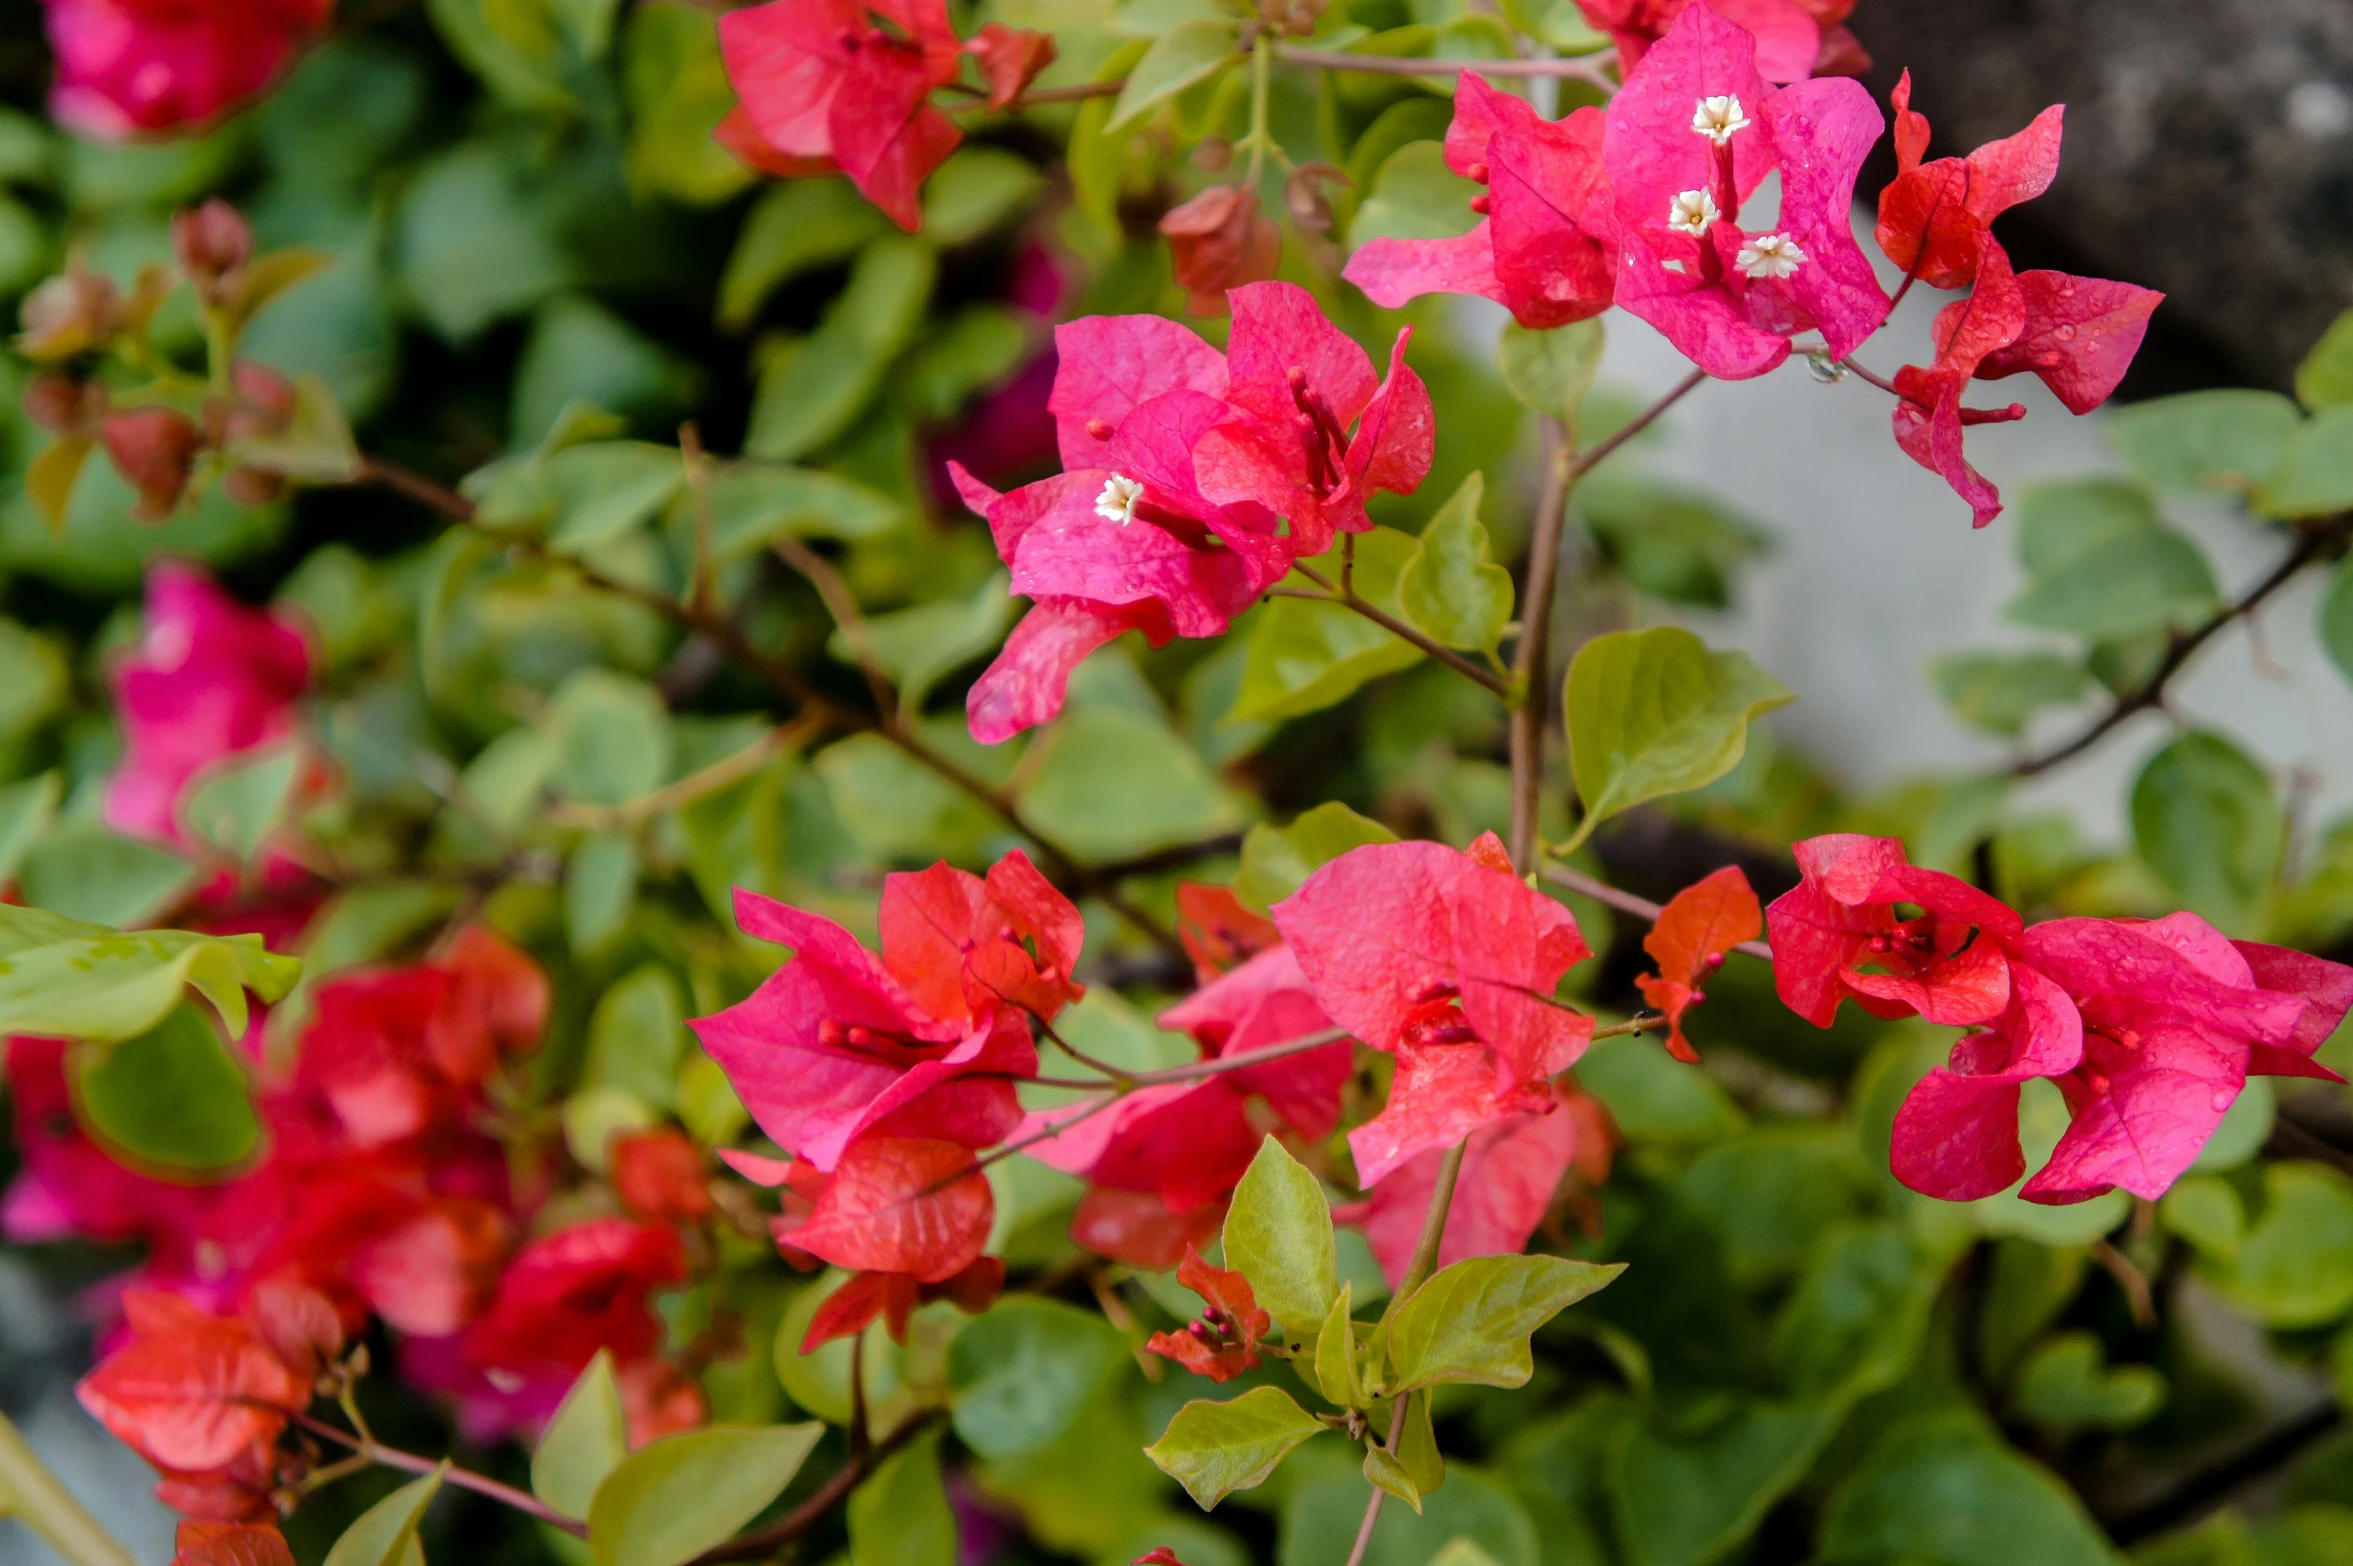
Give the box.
[1145,1387,1326,1509]
[0,906,300,1043]
[1497,319,1604,426]
[1398,473,1513,654]
[533,1350,627,1521]
[588,1423,826,1566]
[1224,1136,1339,1334]
[1397,1389,1443,1498]
[0,1411,137,1566]
[1313,1283,1359,1408]
[1105,19,1239,131]
[1562,627,1792,847]
[1386,1254,1625,1392]
[1363,1440,1422,1513]
[225,373,361,483]
[325,1466,444,1566]
[848,1430,955,1566]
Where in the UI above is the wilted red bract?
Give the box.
[77,1290,308,1478]
[1144,1246,1272,1382]
[1159,185,1281,318]
[1636,865,1762,1061]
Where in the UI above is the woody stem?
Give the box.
[1246,34,1273,187]
[288,1411,586,1536]
[1275,44,1619,91]
[1510,417,1575,871]
[1287,565,1513,698]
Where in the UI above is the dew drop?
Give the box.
[2211,1089,2235,1112]
[2056,324,2077,341]
[1806,350,1847,385]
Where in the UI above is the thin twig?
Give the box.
[289,1412,585,1536]
[546,716,821,831]
[2088,1238,2156,1330]
[1838,356,1904,397]
[2013,514,2353,778]
[1290,563,1513,697]
[1510,418,1574,869]
[680,422,719,616]
[1541,862,1774,961]
[1343,1396,1411,1566]
[1275,44,1618,89]
[945,79,1127,111]
[1567,368,1707,483]
[774,535,898,723]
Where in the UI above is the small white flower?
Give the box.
[1094,473,1144,525]
[1666,188,1719,237]
[1692,94,1751,144]
[1735,232,1807,279]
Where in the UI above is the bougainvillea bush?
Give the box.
[5,0,2353,1563]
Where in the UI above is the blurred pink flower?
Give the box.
[44,0,332,140]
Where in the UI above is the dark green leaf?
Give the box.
[1144,1387,1326,1510]
[702,463,903,560]
[72,1002,259,1171]
[1815,1413,2118,1566]
[1224,1136,1340,1335]
[587,1423,826,1566]
[1766,1222,1940,1403]
[2130,730,2281,932]
[17,824,197,928]
[1612,1402,1840,1566]
[849,1430,955,1566]
[745,238,936,460]
[1573,1033,1745,1145]
[2197,1163,2353,1328]
[2011,1332,2164,1434]
[947,1297,1129,1460]
[717,180,890,332]
[1386,1253,1623,1392]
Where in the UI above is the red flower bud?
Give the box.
[101,407,203,521]
[1158,185,1280,318]
[23,372,105,436]
[19,269,121,360]
[172,200,254,305]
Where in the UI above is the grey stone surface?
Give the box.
[1854,0,2353,391]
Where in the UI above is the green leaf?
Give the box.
[392,139,573,341]
[0,772,61,888]
[2258,404,2353,519]
[2011,1332,2164,1434]
[815,723,1010,864]
[1144,1387,1326,1510]
[920,148,1044,248]
[849,1430,956,1566]
[1932,652,2091,739]
[1977,1240,2090,1380]
[2160,1175,2244,1260]
[1575,474,1769,609]
[1612,1401,1840,1566]
[898,309,1029,424]
[1386,1253,1623,1392]
[1313,1283,1360,1408]
[1364,1441,1423,1513]
[533,1350,628,1521]
[181,745,302,862]
[224,373,360,482]
[0,1408,140,1566]
[1396,1388,1443,1500]
[2130,730,2281,932]
[1224,1136,1340,1335]
[622,0,754,206]
[563,1085,659,1174]
[2298,306,2353,411]
[1232,801,1399,912]
[1561,627,1793,845]
[702,463,903,560]
[325,1465,444,1566]
[2004,530,2218,642]
[2197,1162,2353,1329]
[2108,389,2302,495]
[545,442,686,549]
[1234,529,1425,721]
[1105,20,1240,132]
[717,179,890,331]
[1815,1412,2119,1566]
[1497,320,1605,426]
[1016,705,1243,866]
[565,836,640,955]
[833,573,1014,713]
[1574,1032,1745,1145]
[2322,558,2353,690]
[72,1002,259,1172]
[587,1423,826,1566]
[1767,1222,1939,1403]
[1399,473,1513,654]
[947,1297,1129,1460]
[745,237,936,460]
[1068,41,1151,238]
[1279,1459,1535,1566]
[16,824,197,928]
[586,964,687,1109]
[547,669,674,808]
[0,905,299,1043]
[1350,140,1480,246]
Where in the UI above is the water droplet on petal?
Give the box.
[1806,350,1846,384]
[2056,324,2077,341]
[2211,1088,2235,1112]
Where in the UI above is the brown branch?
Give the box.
[2013,513,2353,779]
[774,536,897,722]
[288,1412,585,1536]
[1567,368,1707,483]
[687,1410,947,1565]
[1289,564,1513,698]
[353,455,1183,958]
[1274,44,1618,89]
[1511,419,1574,870]
[944,79,1127,111]
[1541,862,1774,962]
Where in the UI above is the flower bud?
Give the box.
[23,373,106,436]
[18,269,121,361]
[171,199,254,305]
[1158,185,1280,318]
[101,407,203,521]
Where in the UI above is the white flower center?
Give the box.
[1692,95,1751,145]
[1094,473,1144,525]
[1735,232,1807,279]
[1666,188,1719,237]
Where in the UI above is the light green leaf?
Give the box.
[1235,529,1425,721]
[1144,1387,1326,1510]
[1106,20,1240,132]
[182,745,302,862]
[533,1351,628,1521]
[1396,1388,1443,1500]
[702,463,903,560]
[224,373,360,482]
[0,905,299,1043]
[1561,627,1792,845]
[835,573,1015,713]
[16,825,197,928]
[325,1465,444,1566]
[1016,705,1243,866]
[72,1002,259,1171]
[2130,730,2281,933]
[850,1430,956,1566]
[1574,1033,1745,1146]
[1386,1253,1623,1392]
[622,0,754,206]
[1497,320,1605,426]
[2197,1162,2353,1329]
[717,179,891,330]
[816,723,1010,864]
[565,836,639,955]
[1399,472,1513,653]
[1232,801,1398,912]
[1364,1441,1423,1513]
[587,1423,826,1566]
[586,964,687,1109]
[921,148,1044,247]
[745,238,936,460]
[1068,41,1151,238]
[1224,1136,1339,1335]
[563,1085,659,1174]
[2258,404,2353,519]
[2108,389,2302,495]
[2298,306,2353,411]
[2004,530,2218,641]
[547,669,674,808]
[1350,140,1479,246]
[545,442,686,549]
[1932,652,2091,739]
[2159,1175,2244,1260]
[1313,1283,1359,1408]
[2011,1332,2164,1434]
[2321,558,2353,690]
[947,1297,1129,1460]
[0,772,61,888]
